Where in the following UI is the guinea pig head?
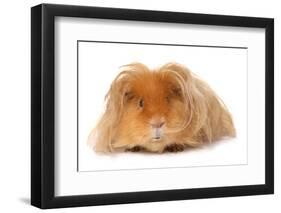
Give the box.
[105,63,193,152]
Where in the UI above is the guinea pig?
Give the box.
[88,62,236,153]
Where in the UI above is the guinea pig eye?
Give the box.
[139,99,144,108]
[166,96,170,103]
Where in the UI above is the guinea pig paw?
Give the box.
[164,144,185,153]
[125,146,146,152]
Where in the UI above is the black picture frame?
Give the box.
[31,3,274,209]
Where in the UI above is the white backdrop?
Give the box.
[0,0,279,212]
[78,41,248,172]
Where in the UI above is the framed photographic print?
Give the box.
[31,3,274,209]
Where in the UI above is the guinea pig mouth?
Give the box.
[152,136,161,140]
[151,128,162,141]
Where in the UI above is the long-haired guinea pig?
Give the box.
[88,62,236,153]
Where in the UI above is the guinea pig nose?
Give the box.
[151,121,165,128]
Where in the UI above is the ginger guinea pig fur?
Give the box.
[88,62,236,153]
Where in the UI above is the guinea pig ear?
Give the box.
[169,86,183,98]
[160,63,193,99]
[160,63,208,131]
[124,91,135,102]
[92,71,133,152]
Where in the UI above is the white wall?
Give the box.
[0,0,279,212]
